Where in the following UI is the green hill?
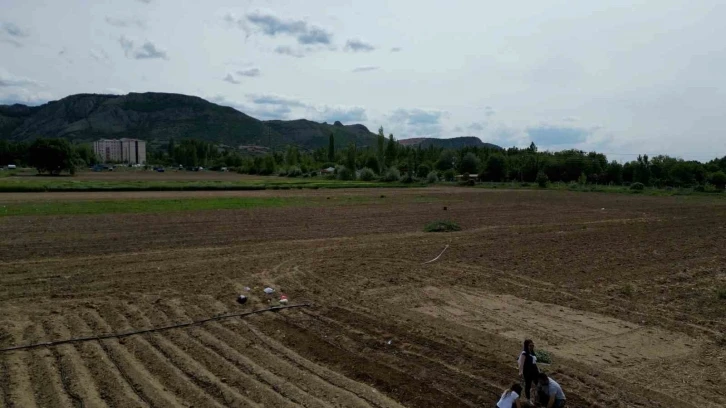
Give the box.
[0,92,378,150]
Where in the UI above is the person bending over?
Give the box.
[536,373,566,408]
[496,383,523,408]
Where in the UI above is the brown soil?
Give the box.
[0,188,724,407]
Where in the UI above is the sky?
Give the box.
[1,0,725,161]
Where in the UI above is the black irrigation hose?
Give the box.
[0,303,312,353]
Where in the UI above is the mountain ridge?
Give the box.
[1,92,500,151]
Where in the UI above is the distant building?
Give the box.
[93,139,146,164]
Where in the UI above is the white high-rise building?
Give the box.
[93,138,146,164]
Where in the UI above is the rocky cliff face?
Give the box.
[0,92,377,150]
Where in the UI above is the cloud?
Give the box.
[119,36,168,60]
[1,22,29,38]
[237,68,261,77]
[105,16,146,29]
[525,125,592,146]
[119,36,134,56]
[345,39,375,52]
[0,88,52,106]
[274,45,305,58]
[236,11,333,45]
[562,116,579,123]
[136,0,152,3]
[352,66,379,73]
[483,106,495,117]
[134,41,167,59]
[0,22,29,47]
[309,105,367,123]
[90,48,112,65]
[390,47,402,52]
[223,74,240,84]
[210,95,295,120]
[102,88,125,95]
[467,122,487,132]
[249,93,306,108]
[389,108,446,137]
[0,70,40,87]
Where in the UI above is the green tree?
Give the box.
[285,145,300,166]
[435,150,456,171]
[417,164,431,178]
[605,161,623,184]
[75,144,97,166]
[384,134,397,166]
[364,155,380,174]
[346,143,357,176]
[328,133,335,162]
[482,154,507,181]
[459,152,481,174]
[377,127,385,166]
[28,138,78,175]
[709,171,726,190]
[536,170,549,187]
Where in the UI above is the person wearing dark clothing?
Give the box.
[517,339,540,401]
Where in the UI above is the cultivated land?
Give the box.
[0,188,725,407]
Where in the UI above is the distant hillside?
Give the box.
[399,136,502,150]
[0,92,377,150]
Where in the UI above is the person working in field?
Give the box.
[496,383,523,408]
[535,373,566,408]
[518,339,540,403]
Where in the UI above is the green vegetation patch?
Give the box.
[0,195,378,217]
[424,220,462,232]
[0,178,419,193]
[535,350,553,364]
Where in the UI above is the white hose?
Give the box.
[422,244,449,264]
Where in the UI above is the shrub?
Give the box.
[718,288,726,300]
[417,164,431,178]
[710,171,726,190]
[535,350,552,364]
[381,167,401,182]
[424,220,462,232]
[630,182,645,191]
[536,170,549,188]
[336,165,355,180]
[426,171,439,183]
[443,169,455,182]
[400,172,415,183]
[578,172,588,185]
[462,172,470,181]
[286,166,302,177]
[359,167,376,181]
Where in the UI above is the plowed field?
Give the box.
[1,188,725,407]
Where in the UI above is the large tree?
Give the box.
[384,134,397,166]
[328,132,335,162]
[377,127,385,166]
[28,138,78,175]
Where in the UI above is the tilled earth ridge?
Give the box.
[0,188,724,407]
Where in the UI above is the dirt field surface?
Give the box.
[0,188,725,407]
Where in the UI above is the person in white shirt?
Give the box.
[496,383,523,408]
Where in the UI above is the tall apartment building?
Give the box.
[93,139,147,164]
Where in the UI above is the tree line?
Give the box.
[2,133,725,190]
[0,139,97,175]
